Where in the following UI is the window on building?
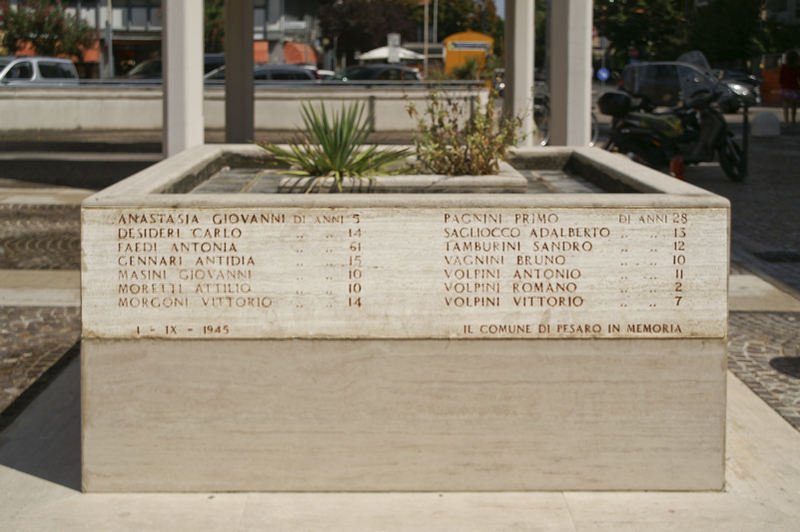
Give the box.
[150,5,161,29]
[79,5,95,27]
[128,0,148,30]
[254,3,266,41]
[61,0,79,17]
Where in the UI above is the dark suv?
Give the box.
[336,64,422,82]
[204,64,317,82]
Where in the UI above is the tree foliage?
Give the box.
[204,0,225,53]
[761,18,800,55]
[427,0,503,56]
[318,0,504,66]
[318,0,418,64]
[688,0,762,64]
[594,0,689,66]
[595,0,798,69]
[533,1,547,69]
[0,0,94,59]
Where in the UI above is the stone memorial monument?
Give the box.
[81,145,729,492]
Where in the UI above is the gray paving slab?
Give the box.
[729,274,800,311]
[0,270,81,307]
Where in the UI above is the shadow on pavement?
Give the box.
[770,356,800,379]
[0,343,81,491]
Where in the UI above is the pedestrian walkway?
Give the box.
[0,183,87,414]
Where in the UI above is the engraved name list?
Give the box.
[82,207,727,339]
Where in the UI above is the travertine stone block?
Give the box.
[81,145,729,492]
[82,338,726,492]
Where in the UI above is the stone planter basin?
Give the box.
[81,144,729,492]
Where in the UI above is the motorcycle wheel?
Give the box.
[587,113,600,147]
[718,136,746,182]
[534,105,550,146]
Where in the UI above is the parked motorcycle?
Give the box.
[598,87,746,181]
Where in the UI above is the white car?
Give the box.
[0,56,79,86]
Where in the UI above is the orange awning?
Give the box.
[254,41,269,64]
[283,42,316,65]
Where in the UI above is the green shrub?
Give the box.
[407,90,523,176]
[451,58,481,80]
[260,101,408,192]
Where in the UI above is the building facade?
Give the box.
[4,0,320,77]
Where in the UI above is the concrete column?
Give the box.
[225,0,254,143]
[163,1,204,157]
[548,0,593,146]
[504,0,535,148]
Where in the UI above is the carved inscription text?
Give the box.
[82,207,728,339]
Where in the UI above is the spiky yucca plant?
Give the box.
[260,102,408,192]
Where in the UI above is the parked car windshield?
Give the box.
[126,58,162,78]
[622,62,718,106]
[5,61,33,81]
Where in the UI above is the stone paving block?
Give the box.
[687,135,800,295]
[728,311,800,431]
[0,204,80,270]
[0,306,80,412]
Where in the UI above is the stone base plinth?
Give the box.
[82,338,725,492]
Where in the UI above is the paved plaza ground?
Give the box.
[0,115,798,529]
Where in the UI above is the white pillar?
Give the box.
[163,1,204,156]
[504,0,535,148]
[548,0,593,146]
[225,0,254,143]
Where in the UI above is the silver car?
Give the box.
[0,56,79,86]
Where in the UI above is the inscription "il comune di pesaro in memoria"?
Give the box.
[81,207,728,340]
